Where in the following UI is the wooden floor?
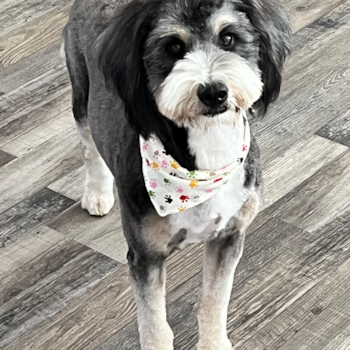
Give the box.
[0,0,349,349]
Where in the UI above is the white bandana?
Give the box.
[140,113,250,217]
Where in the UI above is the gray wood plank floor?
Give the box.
[0,0,349,349]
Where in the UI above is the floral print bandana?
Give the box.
[140,113,250,217]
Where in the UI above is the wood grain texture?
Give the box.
[0,225,65,280]
[0,69,70,146]
[316,110,350,147]
[284,0,345,32]
[0,126,82,214]
[0,150,15,167]
[262,135,348,209]
[240,261,350,350]
[47,202,128,263]
[266,151,350,232]
[278,286,350,350]
[0,4,71,69]
[0,0,73,36]
[283,0,350,94]
[238,210,350,350]
[0,40,63,95]
[0,238,120,348]
[47,166,85,201]
[0,188,75,248]
[2,109,74,156]
[0,91,72,150]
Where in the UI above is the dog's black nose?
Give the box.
[197,82,228,108]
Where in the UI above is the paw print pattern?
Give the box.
[191,193,201,201]
[178,206,186,212]
[175,186,183,193]
[159,205,167,214]
[161,160,168,168]
[187,170,196,178]
[148,191,156,199]
[153,150,160,158]
[164,178,171,186]
[164,195,173,204]
[171,160,180,169]
[142,142,148,151]
[152,162,160,170]
[189,180,198,189]
[149,179,157,189]
[180,195,190,203]
[242,144,248,151]
[237,157,244,164]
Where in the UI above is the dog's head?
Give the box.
[98,0,291,135]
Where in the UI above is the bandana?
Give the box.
[140,113,250,217]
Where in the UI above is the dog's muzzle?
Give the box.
[197,81,228,116]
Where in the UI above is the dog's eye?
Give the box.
[166,39,186,59]
[171,43,181,53]
[219,34,234,47]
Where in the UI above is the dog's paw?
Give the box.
[197,338,233,350]
[222,338,233,350]
[140,323,174,350]
[81,189,115,216]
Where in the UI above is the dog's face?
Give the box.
[145,1,263,126]
[99,0,290,135]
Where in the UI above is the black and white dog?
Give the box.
[63,0,290,348]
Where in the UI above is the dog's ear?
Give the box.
[97,0,161,137]
[239,0,291,118]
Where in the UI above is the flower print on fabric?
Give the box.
[139,111,251,217]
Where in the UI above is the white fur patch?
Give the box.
[156,47,263,125]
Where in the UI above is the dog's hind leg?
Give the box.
[63,30,115,216]
[197,194,260,350]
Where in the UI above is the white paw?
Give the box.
[197,338,233,350]
[223,338,233,350]
[81,188,115,216]
[140,322,174,350]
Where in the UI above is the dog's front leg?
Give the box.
[197,194,260,350]
[127,235,174,350]
[197,229,245,350]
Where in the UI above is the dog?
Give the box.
[63,0,290,348]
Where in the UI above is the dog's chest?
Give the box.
[169,117,250,246]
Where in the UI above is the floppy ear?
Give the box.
[97,0,161,137]
[239,0,291,117]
